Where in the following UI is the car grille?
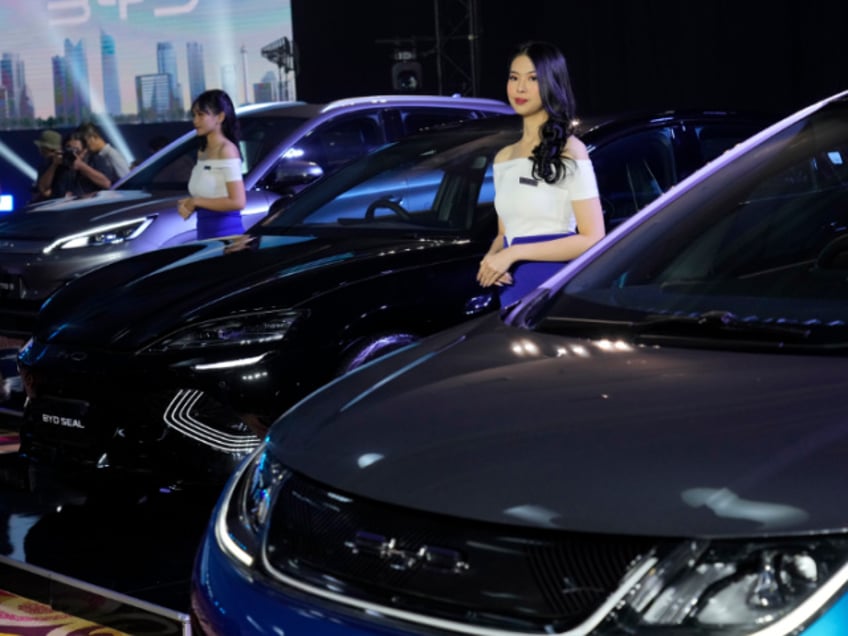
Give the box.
[23,372,259,481]
[264,471,659,633]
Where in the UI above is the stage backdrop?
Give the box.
[0,0,293,207]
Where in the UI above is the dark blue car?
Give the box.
[192,90,848,635]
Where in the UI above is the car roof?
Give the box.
[395,106,774,142]
[235,94,513,119]
[320,94,513,113]
[576,107,774,135]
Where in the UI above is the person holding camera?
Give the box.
[73,122,130,193]
[31,130,86,203]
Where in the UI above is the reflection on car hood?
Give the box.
[269,316,848,538]
[0,190,170,239]
[36,232,476,348]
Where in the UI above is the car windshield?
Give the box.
[526,97,848,348]
[253,121,520,235]
[116,113,309,191]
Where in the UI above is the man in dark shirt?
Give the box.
[73,122,130,193]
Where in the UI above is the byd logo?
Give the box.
[345,530,469,573]
[42,413,85,429]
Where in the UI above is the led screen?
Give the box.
[1,0,295,125]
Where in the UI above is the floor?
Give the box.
[0,419,220,633]
[0,587,135,635]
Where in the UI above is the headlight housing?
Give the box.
[601,537,848,635]
[215,444,288,567]
[143,309,303,353]
[43,217,155,253]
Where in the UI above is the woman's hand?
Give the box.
[177,197,195,220]
[477,250,515,287]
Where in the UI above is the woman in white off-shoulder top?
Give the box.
[476,41,605,308]
[178,89,246,240]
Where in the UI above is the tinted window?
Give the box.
[287,115,384,173]
[400,108,482,135]
[694,122,763,163]
[591,128,677,230]
[258,128,514,234]
[544,103,848,339]
[118,114,307,191]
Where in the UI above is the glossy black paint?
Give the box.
[0,96,513,338]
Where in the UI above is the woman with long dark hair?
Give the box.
[178,89,246,239]
[476,41,605,307]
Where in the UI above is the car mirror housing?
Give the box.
[269,160,324,194]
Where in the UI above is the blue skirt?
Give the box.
[497,233,573,308]
[196,208,244,240]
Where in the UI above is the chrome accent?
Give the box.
[261,549,658,636]
[345,531,470,574]
[163,389,260,453]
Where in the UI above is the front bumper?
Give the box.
[191,523,432,636]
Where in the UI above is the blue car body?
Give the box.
[192,89,848,635]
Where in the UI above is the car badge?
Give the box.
[345,530,469,573]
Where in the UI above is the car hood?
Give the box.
[36,232,476,348]
[269,316,848,538]
[0,190,174,240]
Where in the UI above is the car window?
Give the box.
[118,114,307,191]
[288,116,384,172]
[591,128,677,230]
[400,108,483,135]
[544,103,848,336]
[259,131,508,234]
[694,122,764,164]
[297,153,494,231]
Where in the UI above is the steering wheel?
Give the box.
[364,197,412,221]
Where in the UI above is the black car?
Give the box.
[0,95,513,339]
[0,95,513,422]
[17,109,769,490]
[192,90,848,636]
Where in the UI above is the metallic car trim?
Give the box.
[259,550,657,636]
[163,389,261,453]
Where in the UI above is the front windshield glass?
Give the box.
[116,114,308,191]
[254,124,519,235]
[537,98,848,345]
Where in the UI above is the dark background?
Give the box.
[290,0,848,119]
[4,0,846,209]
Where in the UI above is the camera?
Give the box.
[62,147,79,167]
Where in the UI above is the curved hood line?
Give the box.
[271,324,848,538]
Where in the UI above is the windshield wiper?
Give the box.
[634,310,812,340]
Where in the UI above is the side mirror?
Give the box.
[268,160,324,194]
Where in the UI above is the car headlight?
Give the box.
[143,309,303,352]
[215,444,289,567]
[605,537,848,634]
[43,217,155,253]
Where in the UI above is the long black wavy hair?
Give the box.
[511,41,577,184]
[191,89,242,158]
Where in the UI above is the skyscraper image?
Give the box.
[50,39,89,123]
[0,53,31,121]
[253,70,278,102]
[220,64,238,103]
[135,73,172,121]
[101,29,122,116]
[51,54,70,121]
[157,41,182,114]
[187,41,206,102]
